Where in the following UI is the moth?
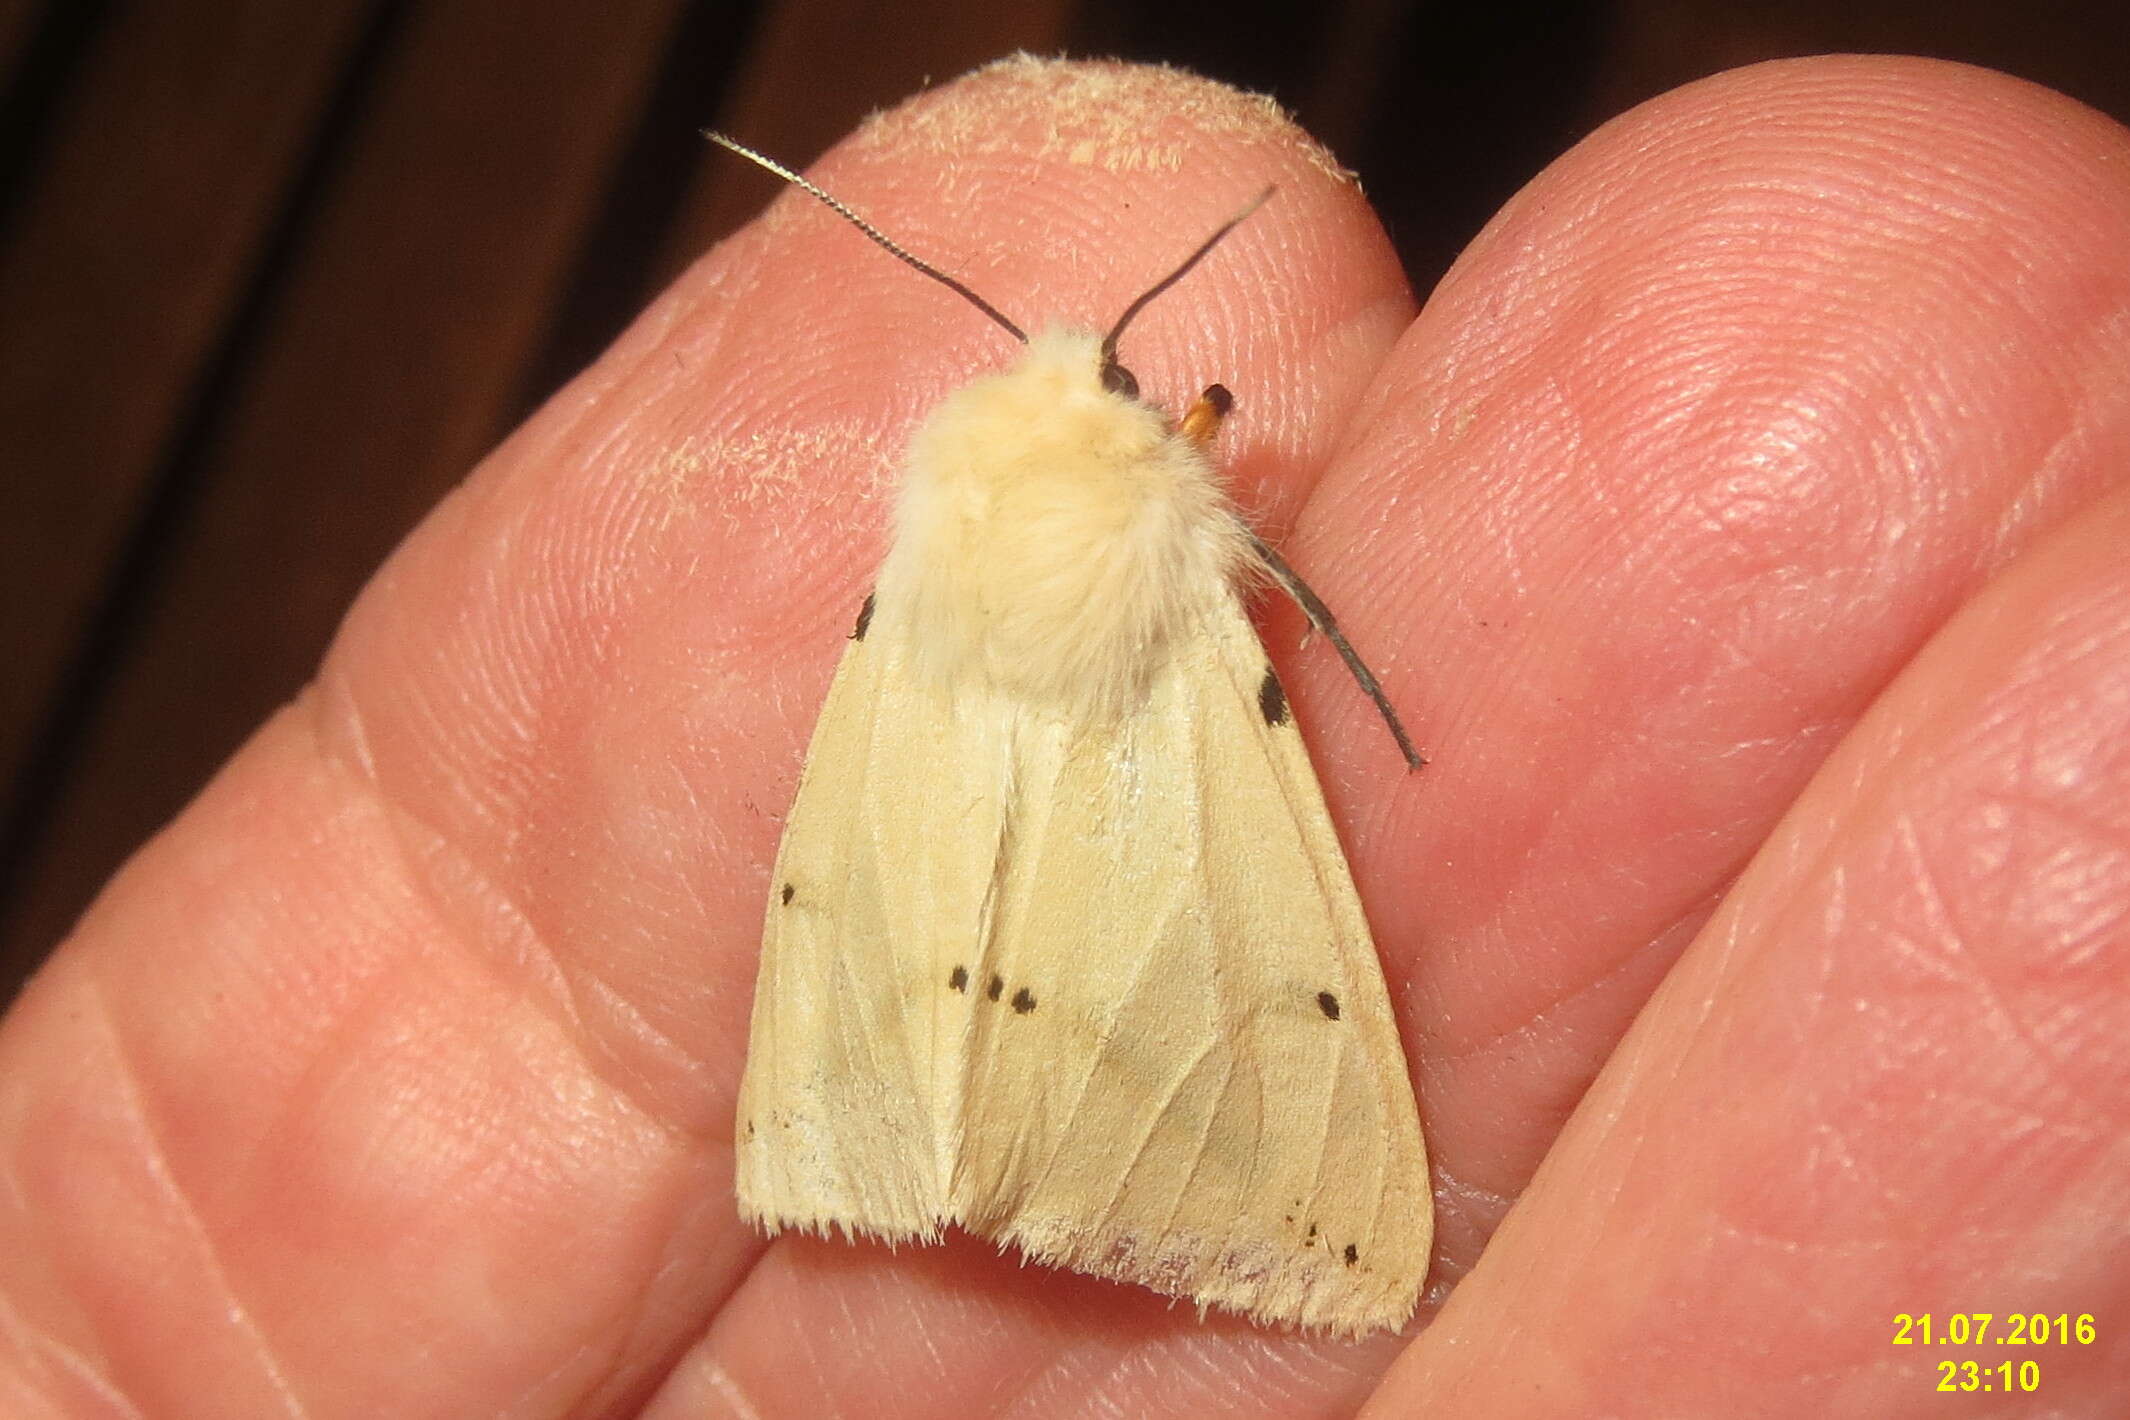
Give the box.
[715,133,1431,1335]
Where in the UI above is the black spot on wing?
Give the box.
[1258,666,1288,727]
[986,974,1004,1002]
[1343,1243,1359,1266]
[779,882,795,906]
[948,965,969,992]
[1317,990,1340,1020]
[1011,987,1036,1014]
[851,592,876,641]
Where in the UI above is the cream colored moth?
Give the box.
[716,134,1431,1336]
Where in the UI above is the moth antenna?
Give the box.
[1101,186,1275,363]
[705,130,1029,344]
[1247,529,1426,771]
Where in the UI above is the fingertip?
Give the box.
[1312,53,2130,834]
[703,57,1413,492]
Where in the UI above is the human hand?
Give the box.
[4,54,2128,1418]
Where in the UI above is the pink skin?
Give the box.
[5,53,2130,1419]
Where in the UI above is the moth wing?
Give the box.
[950,594,1432,1336]
[735,599,1004,1240]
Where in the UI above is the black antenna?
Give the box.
[1249,531,1425,771]
[1101,186,1274,363]
[705,131,1028,344]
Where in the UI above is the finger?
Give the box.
[1379,467,2130,1414]
[1285,55,2130,1295]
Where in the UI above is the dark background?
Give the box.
[5,0,2130,996]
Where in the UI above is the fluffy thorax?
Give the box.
[872,328,1253,720]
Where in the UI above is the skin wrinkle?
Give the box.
[0,1283,146,1420]
[290,693,738,1413]
[1886,812,1977,985]
[992,1349,1079,1420]
[1086,1332,1305,1420]
[1889,803,2117,1119]
[939,1341,1050,1420]
[698,1356,769,1420]
[904,1289,951,1389]
[1938,1090,2098,1151]
[1536,1029,1655,1236]
[506,1335,611,1420]
[301,679,571,998]
[1244,1329,1344,1394]
[736,1281,844,1415]
[1438,880,1728,1071]
[602,1192,757,1420]
[1244,1328,1379,1412]
[1791,1116,1880,1228]
[306,667,383,787]
[78,974,314,1420]
[298,688,702,1151]
[1687,599,1837,730]
[1011,1339,1161,1420]
[575,970,706,1120]
[924,1286,1084,1420]
[2001,798,2130,965]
